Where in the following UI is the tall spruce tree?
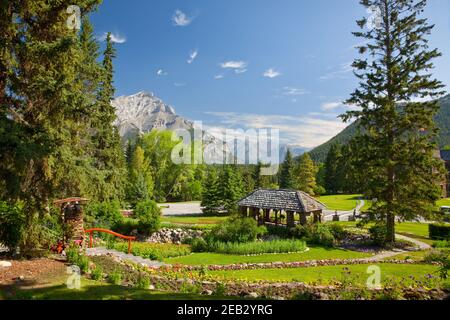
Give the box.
[342,0,446,243]
[324,144,343,194]
[296,153,318,195]
[220,165,244,213]
[201,168,221,214]
[279,149,296,189]
[93,32,126,201]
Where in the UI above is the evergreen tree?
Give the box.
[220,165,245,213]
[279,149,296,189]
[324,144,343,194]
[296,153,318,195]
[201,168,221,214]
[342,0,446,243]
[92,32,126,201]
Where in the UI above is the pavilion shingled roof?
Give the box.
[238,189,326,213]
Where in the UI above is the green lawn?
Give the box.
[208,263,444,285]
[317,195,361,211]
[0,277,226,300]
[164,246,373,265]
[161,215,227,225]
[437,198,450,208]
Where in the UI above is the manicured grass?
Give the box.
[317,195,361,211]
[0,278,222,300]
[161,215,227,225]
[112,242,191,260]
[436,198,450,208]
[395,222,429,238]
[164,246,373,265]
[208,263,444,285]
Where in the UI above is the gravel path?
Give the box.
[323,198,365,222]
[85,247,168,268]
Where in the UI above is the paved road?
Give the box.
[159,202,203,216]
[322,198,365,222]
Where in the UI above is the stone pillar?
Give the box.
[63,203,84,242]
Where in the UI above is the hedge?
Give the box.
[429,223,450,240]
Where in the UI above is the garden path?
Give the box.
[85,247,168,268]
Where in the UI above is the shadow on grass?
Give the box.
[0,282,228,300]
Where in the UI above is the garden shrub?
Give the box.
[91,265,103,281]
[134,200,161,235]
[369,224,388,246]
[266,225,292,239]
[135,273,151,289]
[328,223,348,241]
[112,218,139,235]
[429,223,450,240]
[433,240,450,248]
[108,270,123,285]
[292,223,335,247]
[0,201,24,252]
[85,200,124,232]
[190,237,209,252]
[208,216,267,243]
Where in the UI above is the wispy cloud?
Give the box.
[172,10,194,27]
[321,102,342,111]
[234,68,247,74]
[174,82,186,87]
[156,69,168,76]
[187,49,198,64]
[214,75,224,80]
[220,60,248,70]
[97,32,126,44]
[320,62,353,80]
[280,87,309,97]
[205,112,348,149]
[263,68,282,78]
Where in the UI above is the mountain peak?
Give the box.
[112,91,192,141]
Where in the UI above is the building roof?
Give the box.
[441,150,450,162]
[238,189,326,212]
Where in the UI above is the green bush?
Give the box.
[208,216,267,243]
[429,223,450,240]
[0,201,25,251]
[328,223,348,241]
[112,218,139,235]
[112,242,191,260]
[108,270,123,285]
[190,237,209,252]
[199,239,307,255]
[292,223,335,247]
[86,200,124,230]
[91,265,103,280]
[433,240,450,248]
[369,224,388,246]
[65,246,81,265]
[135,273,151,289]
[134,200,161,235]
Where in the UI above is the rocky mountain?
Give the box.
[309,94,450,163]
[112,91,194,141]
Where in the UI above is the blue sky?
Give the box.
[91,0,450,149]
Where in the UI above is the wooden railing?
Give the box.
[84,228,136,254]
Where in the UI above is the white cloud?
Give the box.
[320,62,353,80]
[234,68,247,74]
[220,61,248,70]
[172,10,193,26]
[281,87,309,97]
[187,49,198,64]
[214,75,224,80]
[263,68,282,78]
[205,112,348,149]
[321,102,342,111]
[174,82,186,87]
[156,69,168,76]
[97,32,126,44]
